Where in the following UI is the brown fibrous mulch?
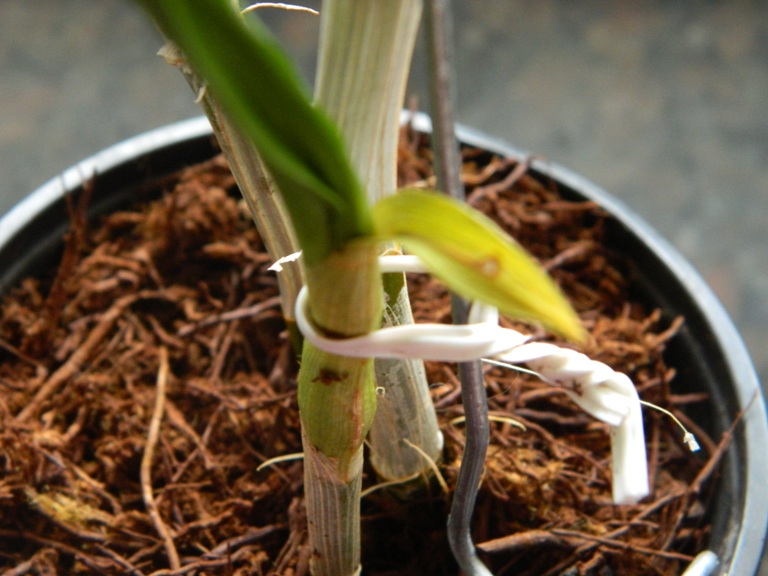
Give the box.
[0,127,722,575]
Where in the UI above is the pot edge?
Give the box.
[2,113,766,574]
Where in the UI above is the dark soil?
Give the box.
[0,127,721,575]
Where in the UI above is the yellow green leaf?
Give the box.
[372,189,585,342]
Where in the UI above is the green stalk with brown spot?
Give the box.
[313,0,442,489]
[298,241,381,576]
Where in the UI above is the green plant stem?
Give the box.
[314,0,422,204]
[301,428,364,576]
[298,241,381,576]
[314,0,441,486]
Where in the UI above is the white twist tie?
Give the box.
[294,254,651,504]
[296,285,529,361]
[496,343,648,504]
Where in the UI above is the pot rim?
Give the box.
[0,116,213,255]
[2,114,766,574]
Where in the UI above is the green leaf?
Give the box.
[136,0,372,264]
[372,189,586,342]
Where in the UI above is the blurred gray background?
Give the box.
[1,1,766,391]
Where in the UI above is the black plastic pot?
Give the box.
[1,116,766,575]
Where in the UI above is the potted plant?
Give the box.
[0,1,766,575]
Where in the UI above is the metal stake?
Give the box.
[425,1,493,574]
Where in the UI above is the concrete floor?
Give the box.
[1,1,766,392]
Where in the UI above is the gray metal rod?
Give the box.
[424,1,493,574]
